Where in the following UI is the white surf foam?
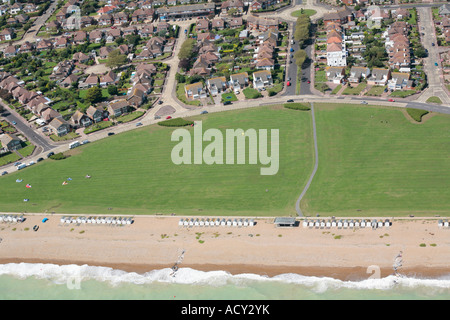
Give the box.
[1,263,450,292]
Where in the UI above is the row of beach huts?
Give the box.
[438,220,450,228]
[179,218,255,227]
[0,214,25,223]
[60,216,134,226]
[302,218,391,229]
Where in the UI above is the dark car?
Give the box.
[1,171,7,176]
[286,99,294,103]
[36,157,44,162]
[108,132,115,136]
[223,101,232,105]
[201,110,208,114]
[158,100,163,105]
[47,152,54,158]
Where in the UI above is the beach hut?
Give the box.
[349,220,354,228]
[127,218,133,225]
[331,219,337,228]
[12,215,18,223]
[320,220,325,228]
[249,219,255,226]
[308,220,314,228]
[60,216,66,224]
[384,219,390,227]
[444,220,449,228]
[232,219,238,227]
[214,218,219,226]
[343,219,348,229]
[337,219,343,228]
[102,217,107,224]
[438,219,443,228]
[226,219,232,226]
[194,218,199,226]
[354,220,360,228]
[199,218,204,226]
[378,220,383,228]
[244,219,249,227]
[189,218,194,227]
[179,219,184,226]
[326,220,331,228]
[371,219,377,229]
[238,219,243,227]
[0,215,3,223]
[302,220,308,228]
[206,218,211,226]
[220,218,226,226]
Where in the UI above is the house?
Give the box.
[185,82,208,99]
[36,39,53,51]
[253,70,273,89]
[113,12,128,25]
[9,2,23,15]
[326,66,345,84]
[323,7,354,26]
[212,18,225,30]
[98,14,113,26]
[196,19,210,32]
[61,74,79,88]
[106,28,122,43]
[18,41,34,53]
[327,42,347,67]
[79,74,99,89]
[156,3,216,21]
[49,117,71,137]
[73,30,87,44]
[41,108,61,123]
[70,110,92,128]
[73,52,90,64]
[54,37,69,49]
[0,28,14,41]
[97,5,117,15]
[90,30,104,43]
[221,0,244,15]
[229,72,249,93]
[3,45,17,58]
[228,17,243,28]
[207,76,227,96]
[367,68,391,86]
[126,87,146,107]
[387,72,412,91]
[247,15,278,32]
[439,4,450,16]
[255,58,275,70]
[86,105,105,123]
[100,71,118,87]
[0,133,22,151]
[99,46,115,59]
[107,99,129,117]
[348,66,370,83]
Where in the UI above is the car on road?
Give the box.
[360,100,368,104]
[108,132,115,136]
[12,121,17,125]
[435,62,438,66]
[289,60,293,63]
[307,80,311,84]
[432,43,435,46]
[158,100,163,105]
[286,99,294,103]
[14,162,21,166]
[47,152,54,158]
[36,157,44,162]
[28,161,36,166]
[388,99,395,102]
[166,116,172,119]
[82,140,90,144]
[223,101,232,105]
[136,122,143,126]
[287,77,291,81]
[1,171,8,176]
[287,81,291,86]
[154,116,161,120]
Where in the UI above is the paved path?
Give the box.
[295,102,318,217]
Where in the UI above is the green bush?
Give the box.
[284,103,311,111]
[158,118,194,127]
[406,108,429,122]
[49,152,67,160]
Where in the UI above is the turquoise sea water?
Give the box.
[1,263,450,300]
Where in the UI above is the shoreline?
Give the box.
[1,214,450,282]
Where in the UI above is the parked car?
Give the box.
[28,161,35,166]
[36,157,44,162]
[360,100,368,104]
[388,99,395,102]
[12,121,17,125]
[82,140,90,144]
[47,152,54,158]
[136,122,143,126]
[223,101,232,105]
[307,80,311,84]
[166,116,172,119]
[287,81,291,86]
[201,111,208,114]
[154,116,161,120]
[158,100,163,105]
[286,99,294,103]
[14,162,21,166]
[435,62,438,66]
[1,171,8,176]
[108,132,115,136]
[431,43,435,46]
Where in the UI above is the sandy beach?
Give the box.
[1,214,450,281]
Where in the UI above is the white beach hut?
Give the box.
[238,219,243,227]
[384,219,390,227]
[354,220,360,228]
[0,215,4,223]
[302,219,308,228]
[232,219,238,227]
[244,219,249,227]
[326,219,331,228]
[371,219,377,229]
[331,219,337,227]
[438,219,443,228]
[314,220,320,228]
[343,219,348,229]
[320,220,325,228]
[220,218,226,226]
[378,220,383,228]
[214,218,220,226]
[308,220,314,228]
[199,218,205,226]
[179,219,184,226]
[249,219,255,226]
[349,220,354,228]
[227,219,232,226]
[194,218,199,226]
[337,219,343,228]
[360,219,366,228]
[444,220,449,228]
[189,218,194,227]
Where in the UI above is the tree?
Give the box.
[294,50,307,68]
[107,85,118,96]
[106,49,127,70]
[178,38,196,60]
[85,86,103,104]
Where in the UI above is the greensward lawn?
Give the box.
[301,104,450,217]
[0,106,314,216]
[1,103,449,217]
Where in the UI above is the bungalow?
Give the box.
[99,46,115,59]
[61,74,79,88]
[36,39,53,51]
[326,66,345,84]
[229,72,249,93]
[100,71,118,87]
[72,52,90,63]
[71,110,92,128]
[0,28,14,41]
[253,70,272,89]
[439,4,450,16]
[48,117,71,137]
[228,17,243,28]
[3,45,17,58]
[41,108,61,123]
[196,19,210,32]
[106,28,122,43]
[212,18,225,30]
[348,66,370,83]
[107,99,129,117]
[18,41,34,53]
[206,76,228,96]
[0,133,22,151]
[126,87,145,107]
[79,74,99,89]
[73,30,87,44]
[90,30,104,43]
[185,82,208,99]
[255,58,275,70]
[367,68,391,86]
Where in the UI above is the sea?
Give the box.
[1,263,450,301]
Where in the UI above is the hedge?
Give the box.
[406,108,429,122]
[284,103,311,111]
[158,118,194,127]
[49,153,67,160]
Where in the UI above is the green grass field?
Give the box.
[0,106,313,216]
[301,104,450,217]
[1,103,449,217]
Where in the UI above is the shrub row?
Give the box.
[406,108,429,122]
[158,118,194,127]
[284,103,311,111]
